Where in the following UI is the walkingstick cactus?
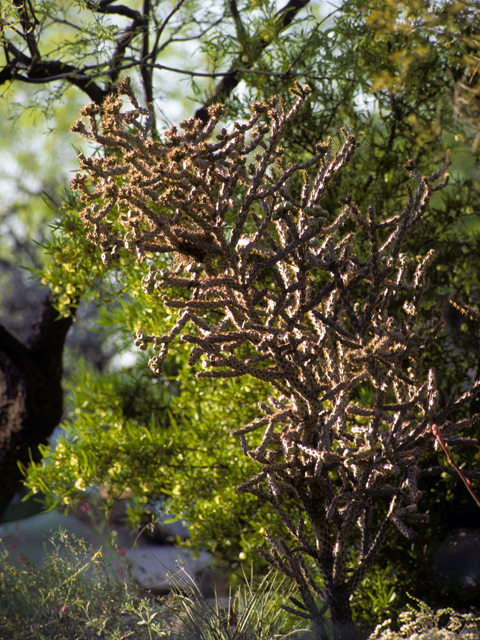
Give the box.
[71,78,480,640]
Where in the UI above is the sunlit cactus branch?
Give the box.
[71,78,480,640]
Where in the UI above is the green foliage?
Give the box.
[39,201,113,316]
[26,356,278,573]
[351,563,398,633]
[0,529,307,640]
[0,529,165,639]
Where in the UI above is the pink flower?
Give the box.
[15,531,28,546]
[117,548,127,556]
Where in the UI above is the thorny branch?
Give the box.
[70,79,480,640]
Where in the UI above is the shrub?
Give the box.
[369,598,480,640]
[0,529,165,639]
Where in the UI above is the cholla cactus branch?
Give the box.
[449,293,480,323]
[72,80,480,640]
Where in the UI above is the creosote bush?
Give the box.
[70,78,480,640]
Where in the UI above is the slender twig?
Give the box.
[431,423,480,509]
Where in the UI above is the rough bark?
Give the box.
[0,293,75,519]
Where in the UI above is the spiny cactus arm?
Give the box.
[419,465,480,479]
[281,603,314,621]
[404,465,420,501]
[331,488,371,586]
[329,262,362,334]
[228,95,309,250]
[263,531,327,625]
[307,133,358,206]
[449,294,480,323]
[440,379,480,420]
[345,495,400,594]
[402,415,479,470]
[359,209,381,329]
[258,536,296,580]
[378,173,438,267]
[381,382,429,414]
[195,360,283,386]
[357,502,373,558]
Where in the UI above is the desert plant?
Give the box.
[68,79,480,640]
[369,597,480,640]
[0,527,304,640]
[161,569,307,640]
[0,529,165,639]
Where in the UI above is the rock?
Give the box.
[432,528,480,599]
[0,508,222,596]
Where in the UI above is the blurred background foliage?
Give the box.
[1,0,480,634]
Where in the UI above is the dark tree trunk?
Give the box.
[328,586,357,640]
[0,293,75,518]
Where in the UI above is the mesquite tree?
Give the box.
[71,79,480,640]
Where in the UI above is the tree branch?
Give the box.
[0,40,108,104]
[195,0,310,122]
[150,0,187,64]
[85,1,142,20]
[13,0,41,62]
[140,0,154,123]
[106,11,149,91]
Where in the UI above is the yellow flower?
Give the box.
[75,477,86,491]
